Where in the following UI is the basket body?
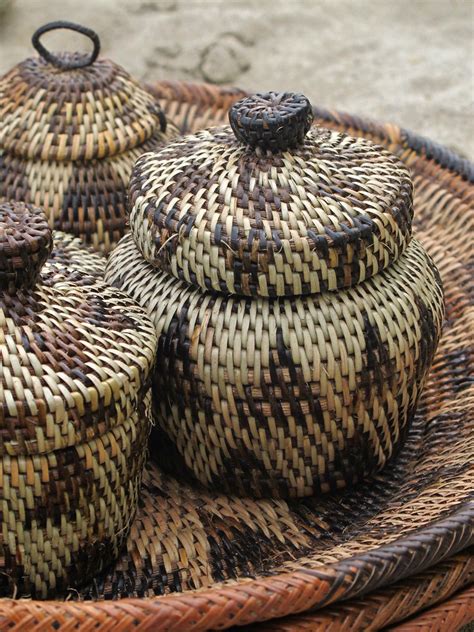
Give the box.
[0,131,178,254]
[106,236,444,498]
[0,396,150,598]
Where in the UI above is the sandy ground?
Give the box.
[0,0,472,158]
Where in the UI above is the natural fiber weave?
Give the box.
[46,231,105,280]
[0,401,150,598]
[0,202,52,292]
[0,23,179,253]
[254,548,474,631]
[129,114,414,298]
[1,202,156,596]
[0,80,472,629]
[392,586,474,631]
[228,92,314,151]
[107,236,444,498]
[110,91,444,498]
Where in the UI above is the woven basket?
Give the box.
[0,22,179,253]
[106,91,444,499]
[0,81,472,630]
[0,202,156,597]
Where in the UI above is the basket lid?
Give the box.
[0,21,168,162]
[0,201,156,457]
[129,92,414,297]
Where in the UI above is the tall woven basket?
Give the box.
[0,81,472,631]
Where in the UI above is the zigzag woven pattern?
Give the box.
[129,126,413,297]
[0,203,156,596]
[0,50,179,252]
[107,236,444,497]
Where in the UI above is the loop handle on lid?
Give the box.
[229,92,314,152]
[32,21,101,70]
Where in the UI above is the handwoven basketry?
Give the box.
[106,91,444,499]
[0,203,157,597]
[0,22,179,253]
[46,231,105,280]
[0,81,472,630]
[254,549,474,630]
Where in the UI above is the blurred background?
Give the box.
[0,0,472,157]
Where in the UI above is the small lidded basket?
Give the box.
[0,201,157,597]
[0,21,179,253]
[106,92,444,499]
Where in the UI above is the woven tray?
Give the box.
[254,548,474,630]
[0,81,472,631]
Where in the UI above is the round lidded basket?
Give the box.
[0,21,179,253]
[106,92,444,499]
[0,201,157,598]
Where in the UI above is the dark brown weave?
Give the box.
[229,92,314,151]
[0,202,52,292]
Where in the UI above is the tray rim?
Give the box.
[251,547,474,631]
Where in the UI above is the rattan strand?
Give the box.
[391,586,474,631]
[254,549,474,631]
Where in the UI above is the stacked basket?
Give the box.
[0,201,156,598]
[106,91,445,499]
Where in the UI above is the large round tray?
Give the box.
[0,81,472,631]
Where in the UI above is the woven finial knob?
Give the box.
[0,203,53,292]
[229,92,314,152]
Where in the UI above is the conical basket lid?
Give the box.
[0,21,167,162]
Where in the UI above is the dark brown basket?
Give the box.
[0,81,472,630]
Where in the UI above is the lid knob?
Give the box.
[0,203,53,293]
[229,92,314,152]
[32,21,101,70]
